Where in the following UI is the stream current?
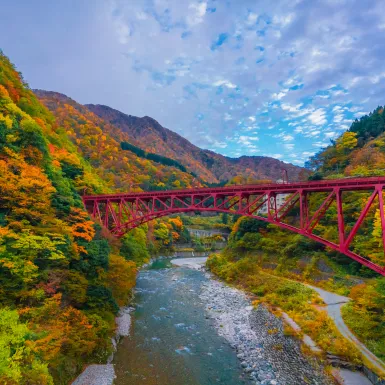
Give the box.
[113,258,252,385]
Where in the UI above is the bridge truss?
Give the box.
[83,177,385,276]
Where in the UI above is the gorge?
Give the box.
[1,48,385,385]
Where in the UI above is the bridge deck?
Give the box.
[82,176,385,276]
[83,176,385,202]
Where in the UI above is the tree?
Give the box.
[106,254,137,306]
[0,308,53,385]
[336,132,358,152]
[120,227,149,266]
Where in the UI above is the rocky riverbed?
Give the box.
[200,274,333,385]
[71,306,134,385]
[73,257,334,385]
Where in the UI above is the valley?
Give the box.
[1,47,385,385]
[111,257,334,385]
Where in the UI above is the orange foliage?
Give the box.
[69,209,95,253]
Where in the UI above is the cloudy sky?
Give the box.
[2,0,385,165]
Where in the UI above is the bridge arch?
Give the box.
[83,178,385,276]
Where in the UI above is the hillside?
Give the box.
[0,52,202,384]
[85,104,305,183]
[0,51,141,384]
[307,106,385,179]
[207,106,385,368]
[34,90,198,191]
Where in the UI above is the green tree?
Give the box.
[0,308,53,385]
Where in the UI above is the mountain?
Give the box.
[307,106,385,178]
[34,90,198,191]
[0,51,140,384]
[85,104,306,183]
[0,52,200,385]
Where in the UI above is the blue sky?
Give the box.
[1,0,385,165]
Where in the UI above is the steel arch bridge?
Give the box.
[83,177,385,276]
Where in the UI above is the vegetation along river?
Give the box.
[113,258,332,385]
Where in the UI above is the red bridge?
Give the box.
[83,177,385,276]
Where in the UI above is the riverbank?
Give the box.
[72,256,373,385]
[113,257,254,384]
[195,268,334,384]
[71,306,134,385]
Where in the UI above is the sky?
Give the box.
[1,0,385,165]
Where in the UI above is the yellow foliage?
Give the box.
[106,254,137,306]
[336,132,358,152]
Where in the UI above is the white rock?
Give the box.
[71,364,115,385]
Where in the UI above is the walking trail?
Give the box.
[174,257,385,383]
[306,284,385,376]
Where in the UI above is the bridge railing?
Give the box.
[83,177,385,276]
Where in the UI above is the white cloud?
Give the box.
[334,114,344,123]
[369,72,385,84]
[213,140,228,148]
[237,135,259,148]
[246,12,258,25]
[273,13,294,27]
[294,126,304,133]
[274,132,294,141]
[136,11,148,20]
[213,79,237,89]
[272,89,289,100]
[282,134,294,141]
[308,109,327,125]
[312,141,328,147]
[187,2,207,26]
[304,130,321,137]
[324,131,338,139]
[114,18,131,44]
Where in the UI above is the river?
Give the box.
[113,258,252,385]
[112,258,333,385]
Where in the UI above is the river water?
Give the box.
[113,259,252,385]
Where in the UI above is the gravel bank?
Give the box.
[71,365,115,385]
[115,306,133,338]
[72,307,133,385]
[170,257,207,269]
[200,275,333,385]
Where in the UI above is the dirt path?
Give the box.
[306,284,385,374]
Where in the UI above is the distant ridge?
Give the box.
[86,103,306,183]
[32,90,306,183]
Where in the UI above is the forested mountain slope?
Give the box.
[0,51,200,384]
[307,106,385,178]
[86,103,305,183]
[208,106,385,367]
[34,90,197,191]
[0,51,140,384]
